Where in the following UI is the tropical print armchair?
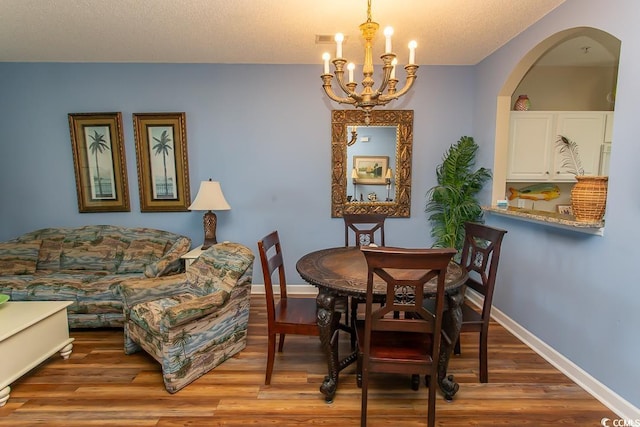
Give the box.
[119,242,254,393]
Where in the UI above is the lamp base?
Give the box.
[201,211,218,250]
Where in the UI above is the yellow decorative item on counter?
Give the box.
[508,183,560,201]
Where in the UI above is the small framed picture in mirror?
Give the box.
[353,156,389,185]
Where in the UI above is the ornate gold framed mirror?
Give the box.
[331,109,413,217]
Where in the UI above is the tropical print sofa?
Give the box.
[119,242,254,393]
[0,225,191,328]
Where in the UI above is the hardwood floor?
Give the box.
[0,295,617,426]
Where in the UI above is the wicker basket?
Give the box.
[571,176,608,222]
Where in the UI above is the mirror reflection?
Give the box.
[347,125,396,202]
[331,110,413,218]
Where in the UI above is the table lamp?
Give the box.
[188,179,231,249]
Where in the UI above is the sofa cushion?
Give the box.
[8,271,135,303]
[129,293,198,331]
[59,237,124,271]
[37,239,64,270]
[0,240,42,274]
[118,239,168,273]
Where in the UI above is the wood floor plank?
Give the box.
[0,295,619,426]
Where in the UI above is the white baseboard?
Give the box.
[465,291,640,421]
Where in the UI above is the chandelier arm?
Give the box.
[379,65,419,102]
[329,58,363,103]
[334,73,364,103]
[371,55,395,99]
[321,76,357,105]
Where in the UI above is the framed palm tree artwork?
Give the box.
[133,112,191,212]
[68,112,130,212]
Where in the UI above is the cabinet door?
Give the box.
[555,113,606,178]
[507,112,554,181]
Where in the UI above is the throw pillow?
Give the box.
[118,239,167,273]
[37,239,64,270]
[186,243,253,296]
[0,240,42,275]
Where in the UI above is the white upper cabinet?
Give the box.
[555,112,606,178]
[507,112,555,181]
[507,111,611,182]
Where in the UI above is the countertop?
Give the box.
[483,206,604,235]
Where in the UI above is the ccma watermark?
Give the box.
[601,418,640,427]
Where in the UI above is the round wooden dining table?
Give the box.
[296,246,468,403]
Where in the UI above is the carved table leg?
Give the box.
[316,289,339,403]
[438,289,464,401]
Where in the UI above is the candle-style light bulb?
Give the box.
[383,27,394,53]
[335,33,344,58]
[408,40,417,64]
[347,62,355,83]
[322,52,331,74]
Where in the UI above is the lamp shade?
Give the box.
[385,168,393,179]
[188,180,231,211]
[351,168,359,179]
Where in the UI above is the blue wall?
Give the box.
[1,0,638,412]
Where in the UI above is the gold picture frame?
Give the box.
[68,112,130,213]
[133,113,191,212]
[331,109,413,218]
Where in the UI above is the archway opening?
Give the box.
[492,27,620,215]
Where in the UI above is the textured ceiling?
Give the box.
[0,0,567,65]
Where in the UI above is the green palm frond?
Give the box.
[425,136,492,251]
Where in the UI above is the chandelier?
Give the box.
[321,0,418,125]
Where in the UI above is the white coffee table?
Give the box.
[0,301,74,406]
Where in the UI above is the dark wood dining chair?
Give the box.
[343,213,387,336]
[356,246,457,427]
[257,230,320,385]
[343,213,386,248]
[456,222,507,383]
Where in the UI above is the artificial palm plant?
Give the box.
[425,136,492,251]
